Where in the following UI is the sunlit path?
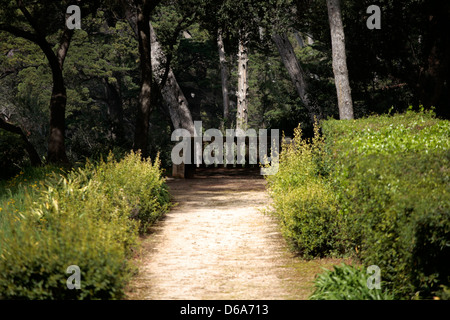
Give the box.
[126,173,344,300]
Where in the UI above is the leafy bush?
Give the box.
[91,152,170,234]
[265,125,345,258]
[323,111,450,299]
[0,151,170,299]
[309,263,394,300]
[268,110,449,299]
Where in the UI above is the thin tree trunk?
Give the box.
[133,1,153,157]
[293,31,305,48]
[272,33,322,123]
[38,26,73,164]
[217,28,230,130]
[47,78,69,163]
[105,78,125,146]
[326,0,354,120]
[236,33,249,131]
[0,117,42,166]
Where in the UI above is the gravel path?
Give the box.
[126,173,344,300]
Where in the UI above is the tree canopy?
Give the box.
[0,0,448,170]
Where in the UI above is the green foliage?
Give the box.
[265,124,344,258]
[0,130,28,179]
[247,47,308,133]
[1,8,141,164]
[90,152,171,234]
[268,110,449,299]
[61,12,140,161]
[0,152,170,299]
[323,110,450,299]
[309,264,394,300]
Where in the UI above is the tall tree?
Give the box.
[196,0,267,130]
[124,2,194,136]
[149,22,194,134]
[236,32,249,130]
[217,28,230,130]
[326,0,353,120]
[131,0,161,156]
[0,0,82,163]
[272,32,322,123]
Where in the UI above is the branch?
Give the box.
[0,116,23,135]
[14,0,62,71]
[0,64,40,80]
[0,116,42,166]
[0,24,39,43]
[16,0,45,40]
[56,24,74,68]
[0,14,58,73]
[0,69,16,80]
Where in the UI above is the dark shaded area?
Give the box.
[192,166,263,179]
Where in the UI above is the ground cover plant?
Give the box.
[266,109,450,299]
[0,152,170,299]
[309,263,394,300]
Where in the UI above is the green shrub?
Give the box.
[323,111,450,299]
[309,263,394,300]
[0,151,170,299]
[265,125,345,258]
[268,110,449,299]
[91,152,170,234]
[0,200,134,299]
[0,165,66,236]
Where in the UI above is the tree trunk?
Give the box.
[44,26,73,164]
[272,33,322,123]
[326,0,354,120]
[217,28,230,130]
[236,33,249,130]
[133,1,153,157]
[149,22,194,134]
[124,5,194,134]
[5,1,74,164]
[293,31,305,48]
[47,79,69,164]
[105,78,125,146]
[0,117,42,166]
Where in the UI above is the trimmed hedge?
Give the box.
[324,111,449,299]
[267,110,450,299]
[0,151,170,299]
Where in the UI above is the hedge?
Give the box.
[0,151,170,299]
[266,110,450,299]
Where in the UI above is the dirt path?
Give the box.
[126,172,344,300]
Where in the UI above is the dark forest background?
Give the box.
[1,0,448,178]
